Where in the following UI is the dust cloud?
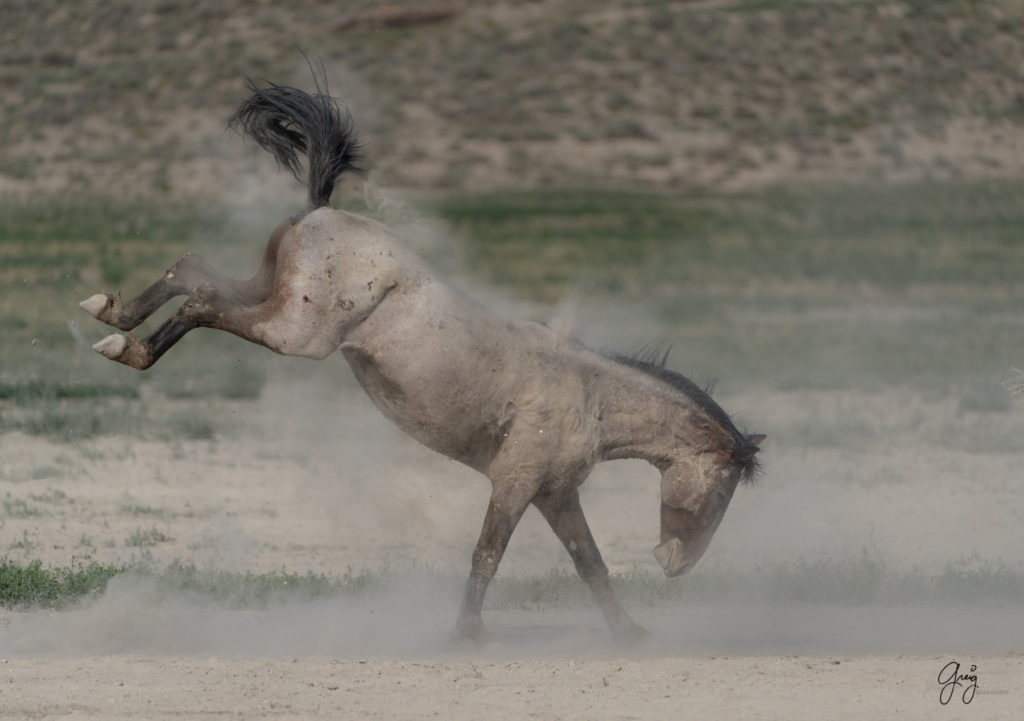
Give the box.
[0,573,459,658]
[3,571,1022,658]
[3,346,1021,660]
[12,153,1020,663]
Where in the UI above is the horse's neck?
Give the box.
[594,364,720,467]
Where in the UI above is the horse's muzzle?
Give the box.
[653,537,692,577]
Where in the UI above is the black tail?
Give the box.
[228,63,363,209]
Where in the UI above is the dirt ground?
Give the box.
[0,371,1021,718]
[1,654,1020,720]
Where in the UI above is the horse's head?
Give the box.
[653,434,764,577]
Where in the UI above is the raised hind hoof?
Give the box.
[92,333,152,370]
[79,293,126,328]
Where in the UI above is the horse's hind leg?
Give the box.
[80,254,266,331]
[80,218,290,331]
[533,489,647,644]
[91,283,306,370]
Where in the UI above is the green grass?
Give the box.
[433,181,1024,301]
[0,380,138,404]
[119,503,174,520]
[0,179,1020,441]
[0,197,270,441]
[0,198,270,441]
[1,555,1020,610]
[0,559,123,608]
[430,182,1024,395]
[0,199,204,248]
[124,528,174,548]
[2,498,46,519]
[18,408,106,442]
[0,398,245,444]
[150,562,379,606]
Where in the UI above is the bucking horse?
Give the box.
[79,68,764,643]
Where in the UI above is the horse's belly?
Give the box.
[339,340,511,471]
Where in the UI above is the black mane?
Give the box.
[607,345,761,482]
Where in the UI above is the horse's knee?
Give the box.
[172,252,201,268]
[177,284,219,318]
[163,252,211,289]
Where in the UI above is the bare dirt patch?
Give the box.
[1,654,1020,719]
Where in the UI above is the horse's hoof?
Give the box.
[450,622,493,647]
[79,292,127,328]
[92,333,129,360]
[79,293,112,319]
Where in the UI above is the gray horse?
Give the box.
[80,74,763,643]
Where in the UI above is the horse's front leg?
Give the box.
[533,488,647,644]
[454,490,532,643]
[79,218,290,331]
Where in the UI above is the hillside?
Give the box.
[3,0,1024,201]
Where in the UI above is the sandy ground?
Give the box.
[1,370,1022,718]
[1,654,1020,720]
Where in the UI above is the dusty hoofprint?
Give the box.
[79,68,763,643]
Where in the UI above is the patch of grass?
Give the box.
[5,401,163,443]
[20,408,105,442]
[0,559,122,609]
[0,380,138,405]
[434,181,1024,302]
[119,503,174,520]
[124,528,174,548]
[217,362,267,400]
[2,498,45,519]
[930,415,1023,455]
[0,199,204,248]
[430,182,1024,395]
[29,488,69,505]
[26,465,62,481]
[152,562,373,606]
[954,378,1015,414]
[1,556,1021,611]
[100,247,130,286]
[1,180,1021,406]
[935,559,1024,604]
[432,189,732,301]
[159,361,267,401]
[491,568,592,608]
[6,532,36,553]
[164,412,217,441]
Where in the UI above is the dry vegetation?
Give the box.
[2,0,1024,200]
